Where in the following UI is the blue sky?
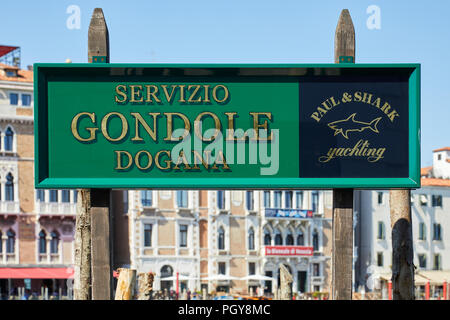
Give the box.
[1,0,448,166]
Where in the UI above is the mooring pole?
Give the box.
[390,189,414,299]
[74,8,113,300]
[331,9,355,300]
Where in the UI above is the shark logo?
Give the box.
[327,113,382,139]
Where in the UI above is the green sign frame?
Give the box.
[34,63,420,189]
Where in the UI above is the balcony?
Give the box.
[38,253,61,264]
[0,253,17,264]
[0,201,20,215]
[35,201,76,216]
[264,208,313,219]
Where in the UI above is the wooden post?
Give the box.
[390,189,414,299]
[74,8,113,300]
[74,189,91,300]
[279,263,293,300]
[331,9,355,300]
[114,268,137,300]
[137,272,155,300]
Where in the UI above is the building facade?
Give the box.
[128,189,332,296]
[354,147,450,299]
[0,61,76,298]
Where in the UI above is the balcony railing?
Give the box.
[35,201,77,215]
[0,253,17,264]
[264,208,313,219]
[0,201,20,214]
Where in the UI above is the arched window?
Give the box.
[39,230,47,254]
[218,226,225,250]
[160,265,173,278]
[286,231,294,245]
[313,229,319,251]
[6,229,15,253]
[50,231,60,254]
[5,173,14,201]
[248,227,255,250]
[263,229,271,245]
[297,230,304,246]
[4,127,13,151]
[274,229,282,245]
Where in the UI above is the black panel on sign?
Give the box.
[299,73,409,178]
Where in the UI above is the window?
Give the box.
[218,226,225,250]
[377,252,384,267]
[285,191,292,208]
[313,230,319,251]
[141,190,153,207]
[22,94,31,106]
[274,230,282,245]
[419,222,426,241]
[377,221,385,240]
[433,224,442,241]
[432,195,442,208]
[297,230,304,246]
[312,191,318,212]
[274,191,282,208]
[73,190,78,203]
[434,254,442,270]
[295,191,303,209]
[217,191,225,210]
[50,231,59,254]
[144,224,152,247]
[5,173,14,201]
[61,190,70,203]
[377,192,383,204]
[36,190,45,202]
[4,127,13,151]
[6,229,15,253]
[9,93,18,105]
[218,262,226,275]
[39,230,46,254]
[248,262,256,275]
[438,154,442,160]
[263,229,271,245]
[263,191,271,208]
[313,263,320,277]
[286,232,294,245]
[420,195,428,206]
[179,224,188,247]
[418,254,427,268]
[177,191,188,208]
[49,190,58,202]
[246,191,254,211]
[248,227,255,250]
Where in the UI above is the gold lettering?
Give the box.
[164,112,190,141]
[130,85,143,103]
[131,112,159,142]
[101,112,128,142]
[212,85,229,103]
[115,85,127,103]
[194,112,221,142]
[145,85,161,103]
[71,112,98,142]
[250,112,273,141]
[115,150,133,170]
[135,150,153,170]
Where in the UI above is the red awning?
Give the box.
[0,45,19,58]
[0,268,74,279]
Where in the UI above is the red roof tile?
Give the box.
[421,178,450,187]
[433,147,450,152]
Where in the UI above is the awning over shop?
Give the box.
[417,271,450,285]
[0,268,74,279]
[378,271,450,286]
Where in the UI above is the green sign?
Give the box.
[34,64,420,189]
